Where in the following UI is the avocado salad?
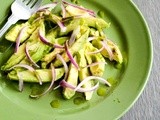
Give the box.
[1,0,123,101]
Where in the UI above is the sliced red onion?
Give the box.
[101,40,113,61]
[38,29,52,46]
[30,65,56,98]
[15,26,27,53]
[53,85,61,90]
[57,20,67,32]
[60,80,99,92]
[65,41,79,70]
[17,72,24,92]
[88,37,97,42]
[34,71,43,85]
[61,2,66,18]
[39,29,64,48]
[33,16,44,23]
[62,15,83,22]
[38,2,58,11]
[25,45,40,68]
[87,46,104,55]
[8,64,35,72]
[38,9,51,14]
[8,64,42,85]
[62,0,96,17]
[54,44,64,49]
[56,54,69,80]
[51,14,67,32]
[74,76,111,91]
[84,62,107,68]
[68,25,80,46]
[59,80,74,89]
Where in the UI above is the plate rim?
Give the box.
[116,0,153,119]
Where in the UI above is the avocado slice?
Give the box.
[63,56,78,99]
[89,28,100,37]
[66,5,92,17]
[1,21,45,71]
[5,13,43,43]
[77,49,94,100]
[53,28,90,67]
[3,20,64,71]
[92,39,123,64]
[84,42,106,77]
[65,5,110,29]
[41,48,64,68]
[41,37,69,68]
[1,43,26,71]
[17,21,61,68]
[8,68,64,83]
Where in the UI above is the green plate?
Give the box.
[0,0,152,120]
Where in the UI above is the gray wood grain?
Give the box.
[121,0,160,120]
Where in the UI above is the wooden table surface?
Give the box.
[121,0,160,119]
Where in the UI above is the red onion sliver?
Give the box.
[30,65,56,98]
[15,26,27,53]
[83,62,107,68]
[60,80,99,92]
[62,15,83,22]
[39,29,64,49]
[53,85,61,90]
[33,16,44,23]
[59,80,74,89]
[54,44,64,49]
[8,64,42,85]
[65,41,79,70]
[17,72,24,92]
[25,45,40,68]
[56,54,69,80]
[74,76,111,91]
[50,14,67,32]
[61,2,66,18]
[62,0,96,17]
[38,29,52,46]
[57,20,67,32]
[38,2,58,11]
[87,46,104,55]
[68,25,80,46]
[8,64,35,72]
[37,9,51,14]
[79,82,99,92]
[51,14,67,32]
[88,37,97,42]
[34,71,43,85]
[101,40,113,61]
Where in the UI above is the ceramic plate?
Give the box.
[0,0,152,120]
